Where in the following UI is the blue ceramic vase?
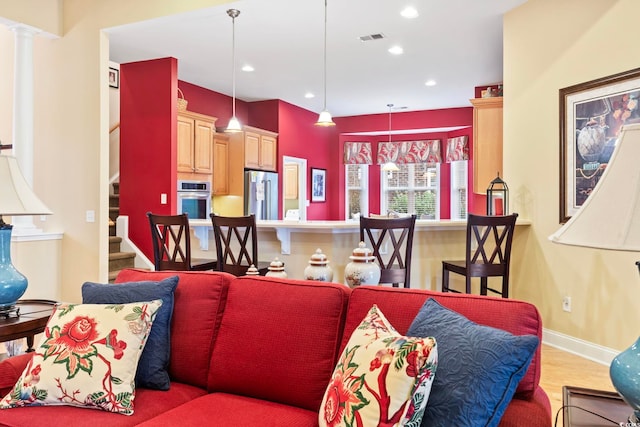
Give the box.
[610,336,640,422]
[0,226,28,309]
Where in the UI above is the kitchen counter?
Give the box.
[190,218,531,290]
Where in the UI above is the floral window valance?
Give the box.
[445,136,469,162]
[344,142,373,164]
[377,140,442,165]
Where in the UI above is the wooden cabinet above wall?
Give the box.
[243,126,278,171]
[177,111,217,181]
[470,97,503,194]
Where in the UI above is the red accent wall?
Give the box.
[120,58,177,260]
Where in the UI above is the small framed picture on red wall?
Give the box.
[311,168,326,202]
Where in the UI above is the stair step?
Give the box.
[109,251,136,272]
[109,236,123,253]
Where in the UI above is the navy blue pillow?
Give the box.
[406,298,538,427]
[81,276,179,390]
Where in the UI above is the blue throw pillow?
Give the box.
[81,275,179,390]
[406,298,538,427]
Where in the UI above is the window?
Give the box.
[450,160,468,220]
[345,164,369,219]
[381,163,440,219]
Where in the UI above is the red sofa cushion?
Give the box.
[343,286,542,395]
[136,392,319,427]
[208,276,350,411]
[115,269,233,389]
[0,382,207,427]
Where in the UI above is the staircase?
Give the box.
[109,183,136,282]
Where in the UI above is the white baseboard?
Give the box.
[542,328,619,367]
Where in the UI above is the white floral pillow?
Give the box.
[0,300,162,415]
[319,304,438,427]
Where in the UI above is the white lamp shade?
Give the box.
[315,109,335,127]
[226,116,242,133]
[0,155,52,216]
[549,123,640,251]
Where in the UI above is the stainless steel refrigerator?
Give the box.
[244,170,279,220]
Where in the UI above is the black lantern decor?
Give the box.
[486,173,509,216]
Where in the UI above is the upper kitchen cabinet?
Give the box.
[177,111,217,180]
[212,133,229,195]
[243,126,278,171]
[470,97,503,194]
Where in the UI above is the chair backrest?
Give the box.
[359,214,417,287]
[147,212,193,271]
[210,214,259,276]
[465,213,518,277]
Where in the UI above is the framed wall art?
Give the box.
[559,67,640,223]
[109,67,119,88]
[311,168,326,202]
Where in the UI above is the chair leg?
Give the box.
[465,275,472,294]
[480,277,488,295]
[442,266,449,292]
[502,276,509,298]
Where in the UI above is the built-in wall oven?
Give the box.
[177,180,211,220]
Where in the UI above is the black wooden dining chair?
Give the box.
[147,212,217,271]
[441,213,518,298]
[210,213,270,276]
[359,214,417,288]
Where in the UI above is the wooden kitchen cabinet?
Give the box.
[243,126,278,171]
[212,133,229,195]
[470,97,503,194]
[284,163,299,199]
[177,111,217,180]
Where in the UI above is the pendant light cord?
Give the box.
[323,0,328,111]
[231,12,237,118]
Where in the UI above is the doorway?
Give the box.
[282,156,307,221]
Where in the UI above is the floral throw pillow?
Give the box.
[0,300,162,415]
[319,304,437,427]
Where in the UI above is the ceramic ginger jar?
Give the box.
[303,248,334,282]
[265,257,287,278]
[344,241,381,288]
[245,264,260,276]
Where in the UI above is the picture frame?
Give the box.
[559,67,640,223]
[109,67,119,88]
[311,168,326,202]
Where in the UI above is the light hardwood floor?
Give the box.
[540,344,616,425]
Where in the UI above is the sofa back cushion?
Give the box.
[116,269,233,389]
[208,276,350,411]
[342,286,542,395]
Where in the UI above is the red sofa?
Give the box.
[0,269,551,426]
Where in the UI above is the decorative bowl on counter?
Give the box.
[344,242,380,288]
[304,248,334,282]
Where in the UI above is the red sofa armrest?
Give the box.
[0,353,32,395]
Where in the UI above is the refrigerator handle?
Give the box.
[264,180,270,220]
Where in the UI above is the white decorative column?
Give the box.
[10,24,40,234]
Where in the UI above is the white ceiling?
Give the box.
[107,0,526,119]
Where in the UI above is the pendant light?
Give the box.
[226,9,242,133]
[315,0,335,126]
[381,103,399,176]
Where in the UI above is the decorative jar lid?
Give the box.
[268,257,285,271]
[246,264,259,275]
[308,248,329,266]
[349,242,376,262]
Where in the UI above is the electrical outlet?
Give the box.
[562,296,571,312]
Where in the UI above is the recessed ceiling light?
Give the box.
[304,92,315,99]
[388,46,404,55]
[400,7,419,19]
[425,79,437,87]
[241,64,254,72]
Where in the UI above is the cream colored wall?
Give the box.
[0,0,231,303]
[505,0,640,351]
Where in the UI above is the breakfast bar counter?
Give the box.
[190,218,531,291]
